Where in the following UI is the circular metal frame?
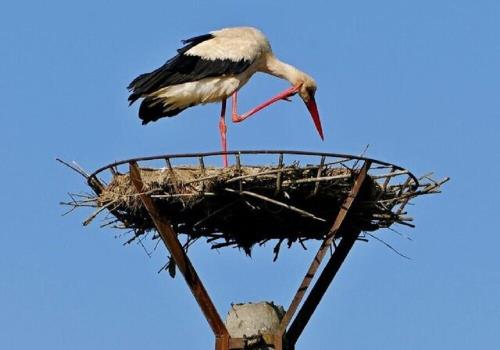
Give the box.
[88,149,419,189]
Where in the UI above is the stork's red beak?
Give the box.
[305,97,324,140]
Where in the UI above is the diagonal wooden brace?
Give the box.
[279,161,371,343]
[129,162,229,339]
[286,220,365,345]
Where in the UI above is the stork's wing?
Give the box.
[128,33,257,104]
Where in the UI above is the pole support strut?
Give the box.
[129,162,229,339]
[280,161,371,346]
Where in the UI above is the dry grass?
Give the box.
[61,160,448,259]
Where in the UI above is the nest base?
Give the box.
[61,150,447,257]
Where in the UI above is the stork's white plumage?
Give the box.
[128,27,324,165]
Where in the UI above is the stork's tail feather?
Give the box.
[128,62,177,105]
[127,72,149,91]
[128,70,162,105]
[128,93,140,105]
[139,97,189,124]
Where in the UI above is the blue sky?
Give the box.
[1,1,499,349]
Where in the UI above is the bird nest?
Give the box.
[61,150,447,259]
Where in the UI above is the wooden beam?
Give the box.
[215,335,230,350]
[279,161,371,335]
[129,162,229,338]
[286,226,362,345]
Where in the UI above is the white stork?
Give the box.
[128,27,324,166]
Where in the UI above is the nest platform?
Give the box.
[62,150,447,257]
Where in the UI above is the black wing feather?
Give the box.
[179,33,214,52]
[128,33,252,105]
[138,97,190,124]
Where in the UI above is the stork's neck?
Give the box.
[263,54,306,86]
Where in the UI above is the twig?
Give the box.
[371,170,409,180]
[194,199,241,227]
[83,200,117,226]
[352,144,370,169]
[56,158,90,179]
[365,232,411,260]
[151,192,216,198]
[224,188,326,222]
[273,239,285,261]
[282,173,351,185]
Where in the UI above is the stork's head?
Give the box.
[264,55,325,139]
[296,75,324,140]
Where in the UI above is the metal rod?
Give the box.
[129,162,229,338]
[198,156,206,192]
[279,161,371,334]
[88,150,418,188]
[275,153,284,194]
[235,153,242,191]
[312,155,326,196]
[165,158,181,194]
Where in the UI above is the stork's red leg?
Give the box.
[231,85,301,123]
[218,99,228,167]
